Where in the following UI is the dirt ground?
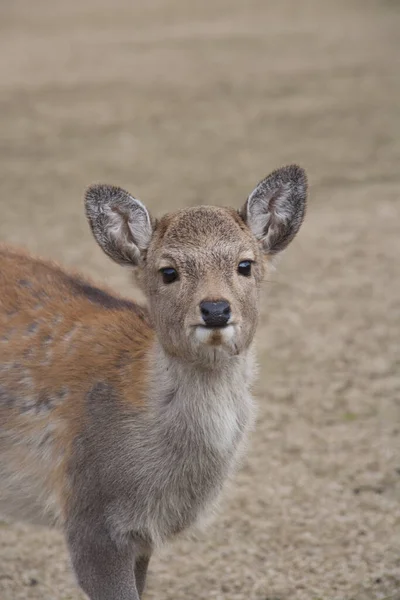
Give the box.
[0,1,399,599]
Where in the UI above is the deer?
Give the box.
[0,165,307,600]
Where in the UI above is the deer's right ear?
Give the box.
[85,185,153,266]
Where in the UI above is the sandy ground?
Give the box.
[0,1,399,599]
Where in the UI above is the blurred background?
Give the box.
[0,1,399,599]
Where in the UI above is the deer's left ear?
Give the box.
[240,165,307,255]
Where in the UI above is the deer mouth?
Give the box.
[193,323,236,346]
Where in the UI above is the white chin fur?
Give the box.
[194,324,236,345]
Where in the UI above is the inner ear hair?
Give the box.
[85,184,153,267]
[241,164,307,255]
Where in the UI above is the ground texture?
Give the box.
[0,1,399,599]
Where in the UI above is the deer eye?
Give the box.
[238,260,252,276]
[160,267,178,284]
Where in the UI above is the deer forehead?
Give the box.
[149,206,258,267]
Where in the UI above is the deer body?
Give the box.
[0,165,307,599]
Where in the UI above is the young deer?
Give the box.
[0,165,307,599]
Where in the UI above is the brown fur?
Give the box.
[0,245,153,518]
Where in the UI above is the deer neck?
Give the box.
[146,340,256,451]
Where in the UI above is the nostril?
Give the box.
[223,305,230,316]
[201,305,210,317]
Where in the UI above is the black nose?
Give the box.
[200,300,231,328]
